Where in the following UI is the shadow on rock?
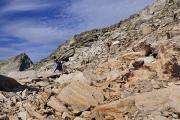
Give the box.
[0,75,32,92]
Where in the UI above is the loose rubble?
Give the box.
[0,0,180,120]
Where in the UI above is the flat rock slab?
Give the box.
[94,85,180,119]
[57,81,104,113]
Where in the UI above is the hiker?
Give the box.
[54,59,63,74]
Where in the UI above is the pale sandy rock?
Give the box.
[152,83,161,89]
[22,89,28,99]
[138,56,155,65]
[57,81,104,113]
[94,85,180,119]
[0,92,6,100]
[129,68,156,82]
[111,32,121,39]
[55,71,92,84]
[135,85,180,112]
[11,96,17,103]
[74,117,86,120]
[106,70,120,81]
[149,0,167,14]
[81,111,91,118]
[8,70,37,80]
[36,81,49,87]
[95,58,126,75]
[62,112,73,120]
[174,81,180,85]
[47,96,68,113]
[94,97,136,120]
[122,52,145,60]
[153,115,169,120]
[141,24,153,36]
[17,111,27,120]
[26,102,47,120]
[135,88,170,111]
[36,92,51,104]
[112,41,120,45]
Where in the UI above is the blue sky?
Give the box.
[0,0,155,62]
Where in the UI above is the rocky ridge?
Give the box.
[0,0,180,120]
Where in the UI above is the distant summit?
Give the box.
[0,53,33,75]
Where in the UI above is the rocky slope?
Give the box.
[0,0,180,120]
[0,53,33,75]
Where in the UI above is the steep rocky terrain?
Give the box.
[0,0,180,120]
[0,53,33,75]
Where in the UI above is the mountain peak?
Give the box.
[0,53,33,74]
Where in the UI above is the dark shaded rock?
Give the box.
[0,75,22,92]
[132,60,144,69]
[172,63,180,78]
[15,53,33,71]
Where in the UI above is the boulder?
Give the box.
[0,75,22,92]
[94,97,136,120]
[47,96,68,113]
[57,81,104,113]
[55,71,92,84]
[94,85,180,119]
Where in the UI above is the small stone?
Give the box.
[81,111,91,118]
[74,117,86,120]
[105,115,115,120]
[11,96,17,103]
[172,113,178,119]
[0,93,6,101]
[62,112,73,120]
[175,81,180,85]
[153,84,161,89]
[153,115,169,120]
[36,81,49,87]
[162,111,170,117]
[17,111,27,120]
[162,82,168,88]
[47,96,67,113]
[22,89,28,98]
[168,82,174,86]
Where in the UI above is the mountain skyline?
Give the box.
[0,0,155,62]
